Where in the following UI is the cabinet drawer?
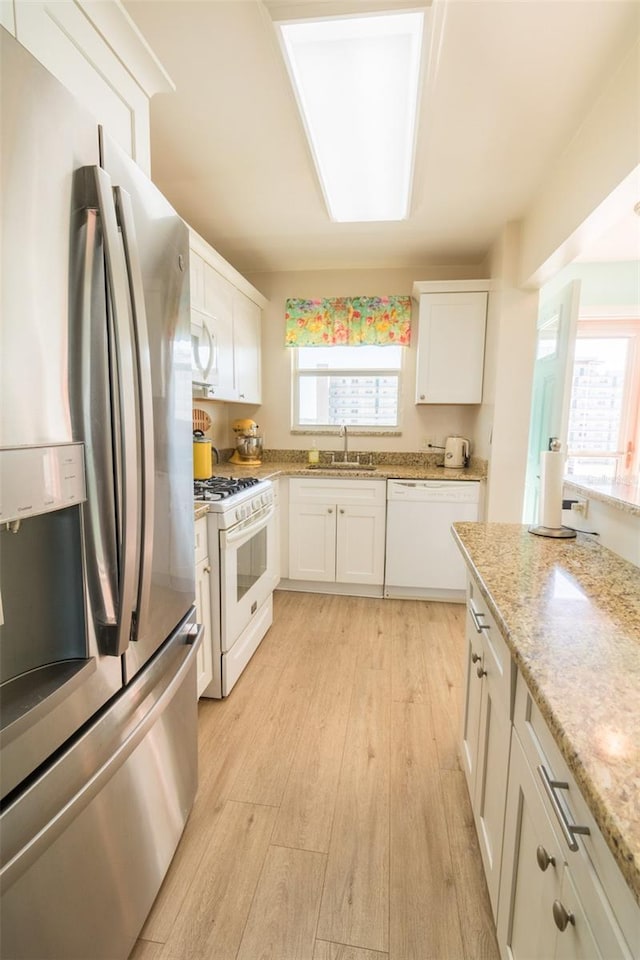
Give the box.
[289,477,385,506]
[194,516,208,564]
[467,578,513,714]
[514,674,639,957]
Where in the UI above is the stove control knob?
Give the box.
[235,508,241,522]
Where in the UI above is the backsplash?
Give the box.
[258,448,487,474]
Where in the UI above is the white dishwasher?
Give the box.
[384,479,480,602]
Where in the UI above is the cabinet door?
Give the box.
[415,292,487,403]
[553,868,603,960]
[498,730,562,960]
[335,504,385,584]
[195,555,213,698]
[233,290,262,404]
[203,265,235,399]
[13,0,153,171]
[474,664,512,918]
[190,251,205,311]
[461,614,484,797]
[288,502,336,581]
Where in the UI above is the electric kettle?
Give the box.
[444,436,470,469]
[193,430,213,480]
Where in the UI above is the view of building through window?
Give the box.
[566,323,640,480]
[294,345,402,427]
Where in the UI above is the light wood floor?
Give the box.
[130,591,499,960]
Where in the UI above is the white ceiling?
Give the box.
[124,0,640,276]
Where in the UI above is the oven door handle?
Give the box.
[222,504,275,545]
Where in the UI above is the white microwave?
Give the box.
[191,308,218,391]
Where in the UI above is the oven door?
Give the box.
[219,503,276,653]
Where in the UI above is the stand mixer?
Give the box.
[230,418,263,465]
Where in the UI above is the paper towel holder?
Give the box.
[529,438,577,539]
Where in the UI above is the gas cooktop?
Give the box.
[193,476,261,502]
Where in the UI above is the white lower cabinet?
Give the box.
[287,478,385,592]
[460,573,639,960]
[194,517,213,698]
[461,578,514,918]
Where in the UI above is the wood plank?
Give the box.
[441,770,500,960]
[158,800,277,960]
[419,613,465,772]
[355,597,393,673]
[141,663,281,942]
[236,845,326,960]
[317,667,390,953]
[271,636,357,852]
[226,640,319,805]
[389,700,465,960]
[390,601,430,703]
[128,940,165,960]
[313,941,388,960]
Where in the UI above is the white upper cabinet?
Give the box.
[412,282,489,404]
[9,0,173,174]
[232,289,262,405]
[189,230,265,404]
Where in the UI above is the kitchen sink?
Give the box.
[322,461,377,471]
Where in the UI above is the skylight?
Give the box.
[277,12,425,222]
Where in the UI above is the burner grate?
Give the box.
[193,476,260,501]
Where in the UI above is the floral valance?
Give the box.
[285,296,411,347]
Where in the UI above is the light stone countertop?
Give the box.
[565,478,640,517]
[198,461,487,483]
[452,521,640,904]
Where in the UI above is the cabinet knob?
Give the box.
[476,665,487,679]
[204,564,211,574]
[419,393,425,400]
[339,508,345,514]
[239,393,245,399]
[552,900,575,932]
[536,845,555,872]
[471,652,481,664]
[328,508,333,514]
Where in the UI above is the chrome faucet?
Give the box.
[339,424,348,462]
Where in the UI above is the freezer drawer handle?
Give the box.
[0,628,202,893]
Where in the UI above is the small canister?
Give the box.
[193,430,213,480]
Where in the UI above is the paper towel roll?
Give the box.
[539,449,563,529]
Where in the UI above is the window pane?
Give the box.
[567,338,628,452]
[298,374,399,426]
[298,345,402,370]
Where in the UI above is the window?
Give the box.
[566,319,640,480]
[292,345,402,428]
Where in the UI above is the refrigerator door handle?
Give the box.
[92,166,138,656]
[113,185,155,642]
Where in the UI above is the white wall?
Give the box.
[244,265,487,457]
[519,36,640,288]
[473,223,538,521]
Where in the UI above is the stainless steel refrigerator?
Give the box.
[0,27,200,959]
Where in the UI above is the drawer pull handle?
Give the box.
[538,765,591,852]
[471,652,481,664]
[536,845,555,872]
[469,603,490,634]
[552,900,575,932]
[476,665,487,679]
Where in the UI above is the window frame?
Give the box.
[566,317,640,480]
[290,345,404,431]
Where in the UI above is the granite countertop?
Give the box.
[565,478,640,517]
[200,461,486,483]
[452,521,640,904]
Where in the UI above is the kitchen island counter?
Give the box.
[452,521,640,905]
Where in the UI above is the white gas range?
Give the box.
[194,475,277,697]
